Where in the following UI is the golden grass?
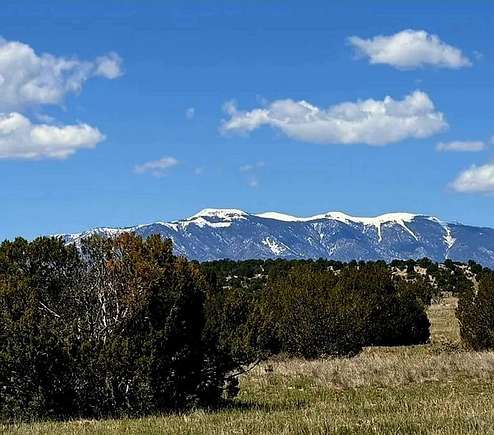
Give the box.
[4,296,494,434]
[250,349,494,390]
[427,296,461,346]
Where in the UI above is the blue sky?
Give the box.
[1,1,494,240]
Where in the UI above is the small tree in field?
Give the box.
[261,264,354,358]
[457,271,494,350]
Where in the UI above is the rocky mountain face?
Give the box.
[59,208,494,267]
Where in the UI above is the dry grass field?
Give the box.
[4,296,494,434]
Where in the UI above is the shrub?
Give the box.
[0,234,242,421]
[396,276,438,306]
[457,271,494,350]
[202,283,271,398]
[259,263,430,358]
[335,263,430,347]
[260,264,356,358]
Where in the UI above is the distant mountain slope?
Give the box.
[58,208,494,267]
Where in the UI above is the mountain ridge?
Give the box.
[58,208,494,267]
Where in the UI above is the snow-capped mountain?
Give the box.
[59,208,494,267]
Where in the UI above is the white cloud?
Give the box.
[437,140,486,152]
[0,112,104,159]
[134,156,179,177]
[452,164,494,193]
[0,37,123,111]
[185,107,195,119]
[221,90,447,146]
[348,29,471,70]
[94,52,123,79]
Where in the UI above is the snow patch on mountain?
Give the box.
[172,208,250,229]
[189,208,248,220]
[262,237,287,255]
[426,216,457,254]
[256,212,302,222]
[257,211,420,237]
[444,226,456,249]
[180,217,233,229]
[324,211,417,225]
[323,212,419,242]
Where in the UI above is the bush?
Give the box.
[334,263,430,347]
[0,234,243,421]
[457,271,494,350]
[396,276,438,306]
[258,263,430,358]
[202,283,271,398]
[260,264,355,358]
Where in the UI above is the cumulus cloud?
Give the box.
[221,90,447,146]
[451,164,494,193]
[437,140,487,152]
[0,112,104,159]
[0,37,123,111]
[348,29,471,70]
[134,157,179,177]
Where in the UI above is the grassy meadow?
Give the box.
[4,297,494,434]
